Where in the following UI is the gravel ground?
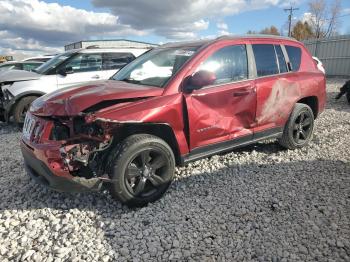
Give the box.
[0,79,349,262]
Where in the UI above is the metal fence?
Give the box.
[303,35,350,77]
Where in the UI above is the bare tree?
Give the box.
[308,0,341,38]
[292,21,314,41]
[324,0,341,37]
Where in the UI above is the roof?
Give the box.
[160,34,299,48]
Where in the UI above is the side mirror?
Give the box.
[185,70,216,92]
[65,66,74,74]
[57,66,74,76]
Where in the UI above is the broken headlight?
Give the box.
[50,122,70,140]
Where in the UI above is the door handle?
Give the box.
[91,75,100,79]
[233,91,251,97]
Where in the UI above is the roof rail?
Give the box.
[84,45,152,50]
[86,45,100,49]
[215,34,297,41]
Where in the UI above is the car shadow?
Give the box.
[1,143,349,260]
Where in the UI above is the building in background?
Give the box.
[64,39,158,51]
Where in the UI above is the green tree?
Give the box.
[247,30,258,34]
[247,26,280,35]
[260,26,280,35]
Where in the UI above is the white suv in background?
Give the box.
[0,48,149,124]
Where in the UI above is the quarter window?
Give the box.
[275,45,288,73]
[252,44,279,77]
[198,45,248,86]
[285,45,302,71]
[103,53,135,70]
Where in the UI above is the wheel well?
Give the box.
[297,96,318,118]
[116,123,182,165]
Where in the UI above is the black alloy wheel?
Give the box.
[292,110,313,144]
[125,149,170,197]
[109,134,175,207]
[279,103,315,150]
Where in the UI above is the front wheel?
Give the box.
[13,96,38,125]
[109,134,175,207]
[278,103,314,150]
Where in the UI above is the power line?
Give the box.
[320,13,350,21]
[284,6,299,37]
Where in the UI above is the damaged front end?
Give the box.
[21,112,125,192]
[21,80,164,192]
[53,114,124,189]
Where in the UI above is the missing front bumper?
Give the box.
[21,140,104,193]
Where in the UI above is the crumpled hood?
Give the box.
[0,69,41,83]
[30,80,163,116]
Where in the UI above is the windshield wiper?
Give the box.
[121,78,141,84]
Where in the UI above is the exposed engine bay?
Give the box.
[50,114,120,182]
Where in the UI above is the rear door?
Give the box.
[56,52,103,89]
[184,43,257,150]
[252,43,295,132]
[101,52,136,79]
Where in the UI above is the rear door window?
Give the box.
[285,45,302,71]
[103,53,136,70]
[252,44,279,77]
[62,53,103,73]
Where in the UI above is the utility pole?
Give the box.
[284,6,299,37]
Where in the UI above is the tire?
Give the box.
[278,103,314,150]
[13,96,38,125]
[346,91,350,105]
[109,134,175,207]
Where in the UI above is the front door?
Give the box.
[184,44,257,150]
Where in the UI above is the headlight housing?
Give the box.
[2,88,14,102]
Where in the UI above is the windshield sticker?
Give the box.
[174,50,195,56]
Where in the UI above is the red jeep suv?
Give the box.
[21,35,326,207]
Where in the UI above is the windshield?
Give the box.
[34,52,75,75]
[113,47,199,87]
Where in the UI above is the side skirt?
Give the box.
[180,127,283,165]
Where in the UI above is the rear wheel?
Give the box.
[346,91,350,105]
[279,103,314,150]
[13,96,38,125]
[109,134,175,207]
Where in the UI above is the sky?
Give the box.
[0,0,350,59]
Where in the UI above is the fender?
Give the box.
[105,122,183,165]
[4,91,46,122]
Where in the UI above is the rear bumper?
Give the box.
[21,140,103,192]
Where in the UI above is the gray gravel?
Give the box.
[0,79,350,261]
